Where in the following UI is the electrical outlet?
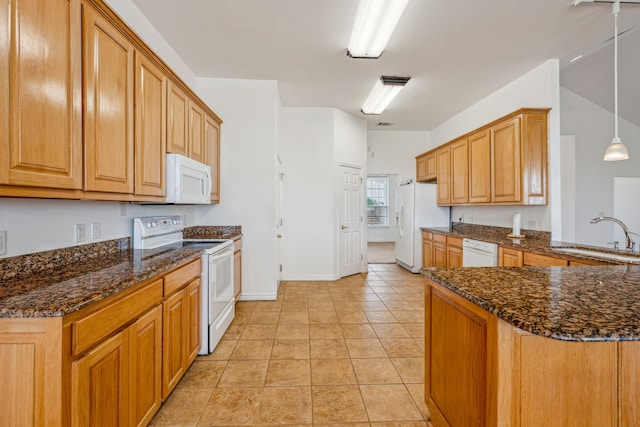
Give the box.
[599,211,605,218]
[75,224,86,243]
[120,202,127,216]
[91,222,101,240]
[469,215,475,224]
[0,230,6,256]
[527,220,536,229]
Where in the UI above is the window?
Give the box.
[367,176,389,227]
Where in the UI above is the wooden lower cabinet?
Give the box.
[71,328,130,427]
[422,232,434,268]
[446,237,463,267]
[130,306,162,427]
[426,279,628,427]
[498,247,523,266]
[0,258,201,426]
[523,251,568,266]
[422,231,460,268]
[162,277,201,399]
[234,239,243,301]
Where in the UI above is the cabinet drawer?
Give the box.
[432,233,447,244]
[447,236,463,248]
[164,259,202,296]
[72,279,163,356]
[422,231,432,241]
[523,252,568,267]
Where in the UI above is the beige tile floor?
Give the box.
[150,263,431,427]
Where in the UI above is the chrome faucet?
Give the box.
[590,216,635,252]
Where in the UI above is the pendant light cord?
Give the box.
[613,1,620,140]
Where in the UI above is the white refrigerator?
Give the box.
[395,179,450,273]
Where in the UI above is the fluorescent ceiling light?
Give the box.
[348,0,410,58]
[361,76,410,115]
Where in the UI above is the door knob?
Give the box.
[277,234,282,238]
[341,225,348,230]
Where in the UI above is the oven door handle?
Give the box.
[208,246,234,261]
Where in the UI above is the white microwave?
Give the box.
[166,154,211,204]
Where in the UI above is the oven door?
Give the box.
[207,245,234,326]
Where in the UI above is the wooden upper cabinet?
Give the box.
[521,112,548,205]
[450,139,469,205]
[205,114,221,203]
[167,81,189,156]
[416,152,436,182]
[189,102,205,163]
[134,52,166,197]
[83,4,134,194]
[436,146,451,205]
[0,0,82,189]
[491,116,521,203]
[469,129,491,204]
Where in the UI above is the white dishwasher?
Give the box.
[462,238,498,266]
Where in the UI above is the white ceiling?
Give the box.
[131,0,640,130]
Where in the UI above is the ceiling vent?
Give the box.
[377,122,394,127]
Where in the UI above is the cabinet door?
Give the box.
[234,248,242,301]
[185,279,201,365]
[522,112,548,205]
[427,285,488,427]
[436,147,451,205]
[469,129,491,203]
[83,4,134,194]
[450,139,469,204]
[425,153,437,181]
[205,114,221,203]
[422,238,433,268]
[416,155,427,182]
[134,52,166,197]
[491,117,521,203]
[162,290,186,399]
[129,306,162,427]
[189,101,205,163]
[0,0,82,189]
[433,243,447,267]
[447,246,463,268]
[498,247,523,266]
[167,81,189,156]
[72,329,129,427]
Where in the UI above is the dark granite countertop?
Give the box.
[0,247,203,318]
[421,223,640,265]
[424,265,640,342]
[0,226,243,319]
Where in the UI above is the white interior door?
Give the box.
[339,165,363,278]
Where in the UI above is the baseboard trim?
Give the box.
[237,293,278,301]
[281,274,340,281]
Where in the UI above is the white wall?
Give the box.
[277,108,367,280]
[196,78,280,300]
[560,87,640,247]
[430,60,561,237]
[103,0,197,88]
[278,107,335,279]
[367,131,431,242]
[0,199,197,258]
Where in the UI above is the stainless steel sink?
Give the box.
[552,247,640,264]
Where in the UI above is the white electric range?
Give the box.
[132,216,235,355]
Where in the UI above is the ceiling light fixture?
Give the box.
[347,0,410,59]
[361,76,410,115]
[603,0,629,161]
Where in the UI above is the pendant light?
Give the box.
[603,0,629,161]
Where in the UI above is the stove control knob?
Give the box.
[146,222,152,228]
[152,222,157,228]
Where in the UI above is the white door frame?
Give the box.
[336,163,366,278]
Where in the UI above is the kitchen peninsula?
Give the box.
[423,265,640,427]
